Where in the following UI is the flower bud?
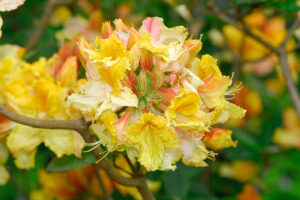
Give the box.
[114,19,129,31]
[140,51,153,71]
[151,66,164,89]
[101,22,113,39]
[137,70,149,96]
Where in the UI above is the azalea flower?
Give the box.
[0,44,85,169]
[68,17,245,171]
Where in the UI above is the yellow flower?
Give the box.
[139,17,188,63]
[7,124,84,169]
[203,128,237,150]
[126,113,180,171]
[166,89,209,132]
[67,81,138,120]
[87,34,131,94]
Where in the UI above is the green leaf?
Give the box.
[163,168,190,198]
[46,152,96,172]
[234,0,267,4]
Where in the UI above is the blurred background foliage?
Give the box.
[1,0,300,199]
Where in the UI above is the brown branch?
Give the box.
[278,49,300,116]
[26,0,76,52]
[0,104,155,200]
[281,13,300,48]
[124,154,136,174]
[0,104,86,132]
[92,163,113,200]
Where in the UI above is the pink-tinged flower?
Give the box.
[115,110,130,139]
[140,17,163,41]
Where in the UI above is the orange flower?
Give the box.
[237,184,261,200]
[233,86,262,117]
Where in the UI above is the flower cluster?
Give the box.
[0,42,85,170]
[68,17,246,171]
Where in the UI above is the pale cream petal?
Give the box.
[42,130,85,158]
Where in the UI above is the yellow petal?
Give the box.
[126,113,180,171]
[42,130,85,158]
[7,125,42,156]
[0,165,9,185]
[166,89,209,132]
[203,128,237,150]
[15,150,36,169]
[180,138,209,167]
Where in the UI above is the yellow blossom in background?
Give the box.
[31,166,113,200]
[50,6,72,26]
[223,11,298,78]
[30,154,161,200]
[219,160,259,182]
[273,108,300,149]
